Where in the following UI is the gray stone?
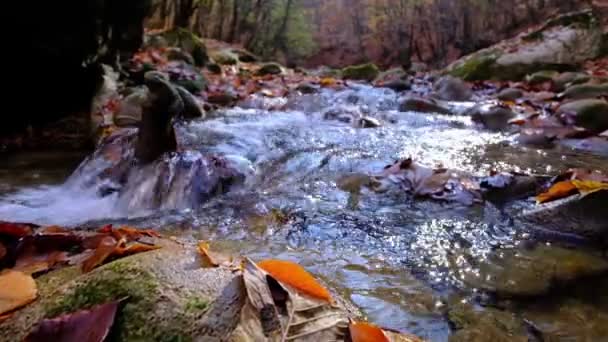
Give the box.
[557,99,608,131]
[496,88,524,101]
[433,76,473,101]
[561,83,608,100]
[399,96,453,115]
[468,104,516,131]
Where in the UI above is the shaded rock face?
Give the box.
[8,0,152,135]
[446,10,603,81]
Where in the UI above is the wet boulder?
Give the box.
[166,47,195,65]
[433,76,472,101]
[467,104,516,131]
[175,86,205,120]
[164,61,207,94]
[552,71,591,92]
[342,63,380,82]
[557,99,608,132]
[496,88,523,101]
[114,87,148,127]
[399,96,453,115]
[446,10,603,81]
[461,244,608,298]
[209,49,238,65]
[561,83,608,100]
[256,62,284,76]
[519,190,608,240]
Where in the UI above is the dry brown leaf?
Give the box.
[349,321,389,342]
[0,270,37,315]
[39,226,71,234]
[81,236,117,273]
[113,242,161,257]
[197,241,219,267]
[536,180,578,204]
[257,259,332,303]
[0,222,34,238]
[14,251,69,276]
[0,242,5,261]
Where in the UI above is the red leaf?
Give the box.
[81,237,117,273]
[0,222,35,238]
[24,300,121,342]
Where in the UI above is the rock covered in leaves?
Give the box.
[446,10,604,81]
[342,63,380,82]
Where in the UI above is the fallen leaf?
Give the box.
[24,300,121,342]
[0,222,34,238]
[39,226,70,234]
[349,321,389,342]
[14,251,69,276]
[113,242,161,257]
[572,180,608,197]
[0,270,37,315]
[197,241,218,267]
[82,236,117,273]
[257,259,332,303]
[320,77,337,87]
[536,180,578,203]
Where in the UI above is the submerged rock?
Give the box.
[447,302,530,342]
[433,76,473,101]
[468,104,516,131]
[462,244,608,297]
[557,99,608,132]
[520,190,608,240]
[342,63,380,82]
[446,10,603,81]
[399,96,453,115]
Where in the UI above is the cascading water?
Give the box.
[1,84,607,340]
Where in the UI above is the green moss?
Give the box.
[184,296,209,313]
[256,62,283,76]
[342,63,380,82]
[449,52,498,81]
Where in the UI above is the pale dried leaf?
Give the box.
[0,270,37,315]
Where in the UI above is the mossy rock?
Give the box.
[209,50,238,66]
[342,63,380,82]
[0,240,236,342]
[552,72,591,91]
[558,99,608,131]
[526,70,559,84]
[230,48,259,63]
[448,50,500,81]
[155,28,208,67]
[255,62,283,76]
[562,83,608,99]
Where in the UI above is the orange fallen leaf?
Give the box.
[0,270,37,315]
[320,77,337,87]
[113,242,161,257]
[349,321,389,342]
[257,259,332,303]
[536,180,578,203]
[39,226,70,234]
[82,236,117,273]
[197,241,218,267]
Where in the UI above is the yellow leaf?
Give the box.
[257,259,332,303]
[197,241,218,268]
[536,180,578,204]
[572,180,608,196]
[320,77,337,87]
[0,270,37,315]
[349,321,389,342]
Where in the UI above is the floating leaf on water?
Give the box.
[257,259,332,303]
[81,236,117,273]
[536,180,578,204]
[349,321,389,342]
[24,300,121,342]
[0,270,37,315]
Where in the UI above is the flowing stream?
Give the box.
[1,84,607,340]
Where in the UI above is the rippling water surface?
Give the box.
[1,85,607,341]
